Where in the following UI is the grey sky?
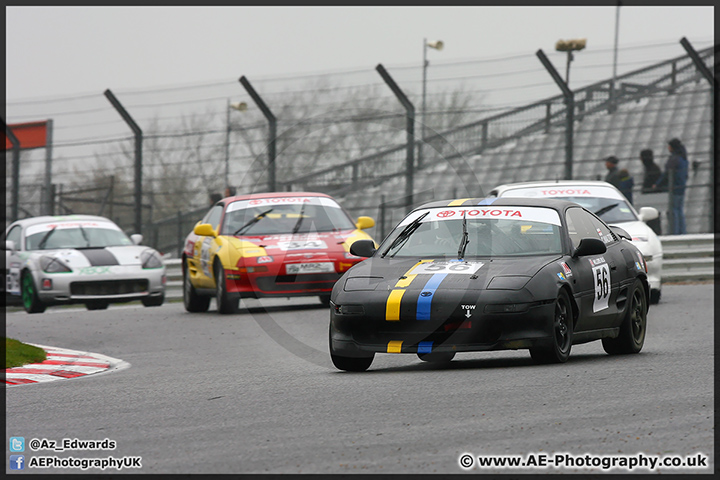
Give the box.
[6,5,714,102]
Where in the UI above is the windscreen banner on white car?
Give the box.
[25,221,121,237]
[502,186,625,200]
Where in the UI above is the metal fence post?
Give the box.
[379,195,386,241]
[239,76,277,192]
[104,89,143,234]
[177,210,183,258]
[376,64,416,210]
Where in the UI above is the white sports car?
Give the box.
[4,215,166,313]
[488,181,663,304]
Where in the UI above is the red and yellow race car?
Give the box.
[182,192,377,313]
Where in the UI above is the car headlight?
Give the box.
[141,250,163,269]
[486,276,531,290]
[40,256,72,273]
[331,301,365,315]
[484,303,531,314]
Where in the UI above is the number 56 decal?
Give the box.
[409,261,484,275]
[592,263,610,312]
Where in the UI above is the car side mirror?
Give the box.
[638,206,659,222]
[355,216,375,230]
[572,237,607,258]
[130,234,143,245]
[609,226,631,241]
[5,240,16,251]
[349,239,376,258]
[194,223,217,237]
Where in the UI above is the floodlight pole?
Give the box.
[376,63,416,210]
[609,1,622,113]
[537,49,575,180]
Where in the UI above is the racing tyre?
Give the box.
[142,293,165,307]
[602,279,647,355]
[649,288,661,305]
[21,270,46,314]
[183,262,210,313]
[329,328,374,372]
[319,294,331,306]
[86,301,109,310]
[530,289,573,364]
[417,351,456,363]
[215,263,238,314]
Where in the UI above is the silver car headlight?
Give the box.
[141,250,163,269]
[40,256,72,273]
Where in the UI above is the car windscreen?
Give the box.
[381,206,563,258]
[25,222,133,250]
[221,196,356,236]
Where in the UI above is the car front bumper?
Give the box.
[330,299,557,356]
[34,266,165,305]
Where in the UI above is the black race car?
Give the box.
[329,197,649,372]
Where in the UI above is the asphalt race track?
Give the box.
[5,283,715,474]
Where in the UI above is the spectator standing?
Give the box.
[603,156,623,189]
[617,168,634,205]
[209,192,222,206]
[640,149,663,193]
[653,138,688,235]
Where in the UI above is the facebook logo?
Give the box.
[10,437,25,452]
[10,455,25,470]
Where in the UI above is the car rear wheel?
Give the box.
[21,270,46,314]
[215,263,238,314]
[85,301,109,310]
[602,279,647,355]
[329,327,374,372]
[417,351,456,363]
[183,261,210,313]
[530,289,573,364]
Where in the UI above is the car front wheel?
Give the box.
[530,289,573,364]
[417,351,456,363]
[215,263,238,314]
[86,301,109,310]
[329,327,374,372]
[21,270,46,314]
[142,294,165,307]
[183,261,210,313]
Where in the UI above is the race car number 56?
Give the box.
[409,261,484,275]
[592,263,610,312]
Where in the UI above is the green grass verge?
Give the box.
[5,337,47,369]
